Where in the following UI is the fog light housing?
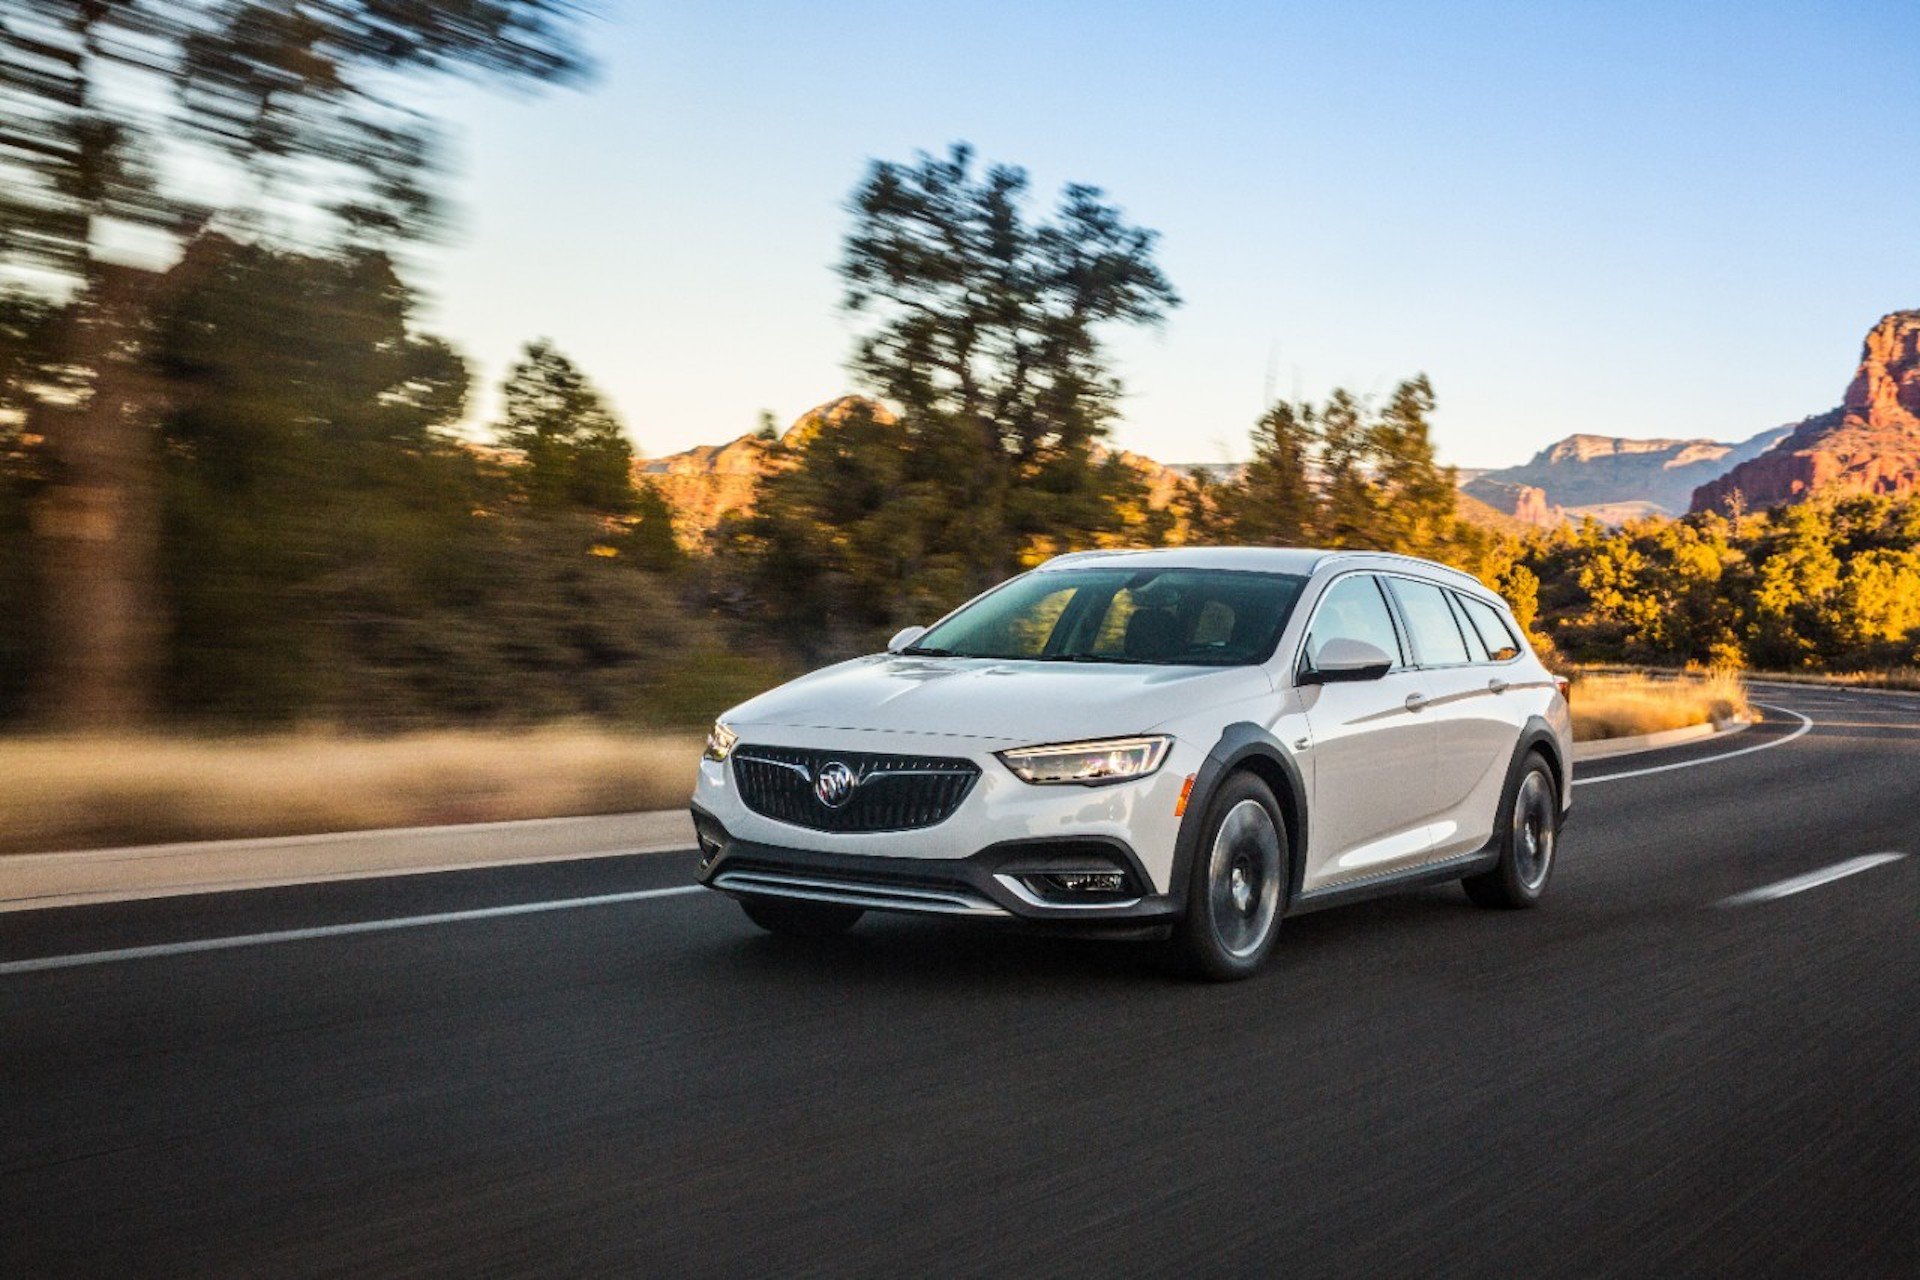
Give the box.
[1045,871,1126,894]
[1008,867,1136,904]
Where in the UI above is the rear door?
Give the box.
[1382,577,1517,860]
[1297,573,1437,890]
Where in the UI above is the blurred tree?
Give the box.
[497,340,637,515]
[726,144,1179,652]
[840,143,1179,586]
[149,235,481,718]
[1315,388,1377,548]
[1368,375,1461,559]
[1217,400,1317,545]
[0,0,596,726]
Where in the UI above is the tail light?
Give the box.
[1554,675,1571,703]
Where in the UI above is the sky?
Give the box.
[416,0,1920,468]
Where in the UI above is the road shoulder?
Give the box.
[0,810,695,913]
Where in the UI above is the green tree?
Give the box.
[0,0,596,726]
[149,236,481,719]
[497,341,637,515]
[840,143,1179,585]
[1218,400,1317,544]
[1316,388,1378,547]
[727,145,1179,652]
[1369,375,1461,558]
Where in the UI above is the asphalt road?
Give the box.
[3,685,1916,1278]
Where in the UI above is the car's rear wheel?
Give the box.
[739,895,864,937]
[1463,754,1558,909]
[1174,772,1288,981]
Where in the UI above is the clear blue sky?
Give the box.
[417,0,1920,468]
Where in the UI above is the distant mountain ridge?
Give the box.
[637,309,1920,542]
[1462,427,1790,525]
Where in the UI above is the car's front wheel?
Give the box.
[739,895,864,937]
[1463,754,1558,909]
[1174,772,1289,981]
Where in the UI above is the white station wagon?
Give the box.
[693,547,1572,979]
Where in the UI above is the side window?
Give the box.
[1459,594,1524,662]
[1447,591,1491,663]
[1386,578,1471,666]
[1304,575,1404,669]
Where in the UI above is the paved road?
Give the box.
[3,686,1916,1277]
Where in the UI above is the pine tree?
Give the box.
[1370,375,1461,558]
[497,341,637,515]
[1317,389,1378,548]
[1221,400,1318,544]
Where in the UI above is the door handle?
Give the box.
[1487,678,1510,695]
[1405,692,1428,712]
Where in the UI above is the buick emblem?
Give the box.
[813,761,859,808]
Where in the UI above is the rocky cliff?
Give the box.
[1692,311,1920,513]
[1466,427,1787,522]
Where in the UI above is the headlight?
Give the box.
[703,721,739,762]
[997,735,1172,786]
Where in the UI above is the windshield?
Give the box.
[907,567,1309,667]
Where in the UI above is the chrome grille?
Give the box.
[731,746,981,832]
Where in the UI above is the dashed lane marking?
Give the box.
[1716,853,1908,907]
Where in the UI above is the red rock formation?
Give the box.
[634,396,895,545]
[1693,311,1920,513]
[1461,478,1561,527]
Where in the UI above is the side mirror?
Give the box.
[1300,637,1395,685]
[886,625,929,654]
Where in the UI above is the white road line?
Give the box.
[1573,703,1814,786]
[0,884,706,977]
[1716,853,1909,907]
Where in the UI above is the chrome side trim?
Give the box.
[711,870,1007,917]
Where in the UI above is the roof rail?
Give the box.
[1314,550,1486,589]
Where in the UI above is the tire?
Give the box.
[739,895,864,937]
[1173,772,1290,981]
[1463,753,1559,910]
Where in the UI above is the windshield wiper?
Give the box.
[898,645,961,657]
[1050,653,1149,664]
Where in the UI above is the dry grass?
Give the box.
[1739,667,1920,692]
[1570,672,1753,743]
[0,728,702,855]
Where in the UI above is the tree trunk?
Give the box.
[29,265,164,730]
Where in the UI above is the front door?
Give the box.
[1296,574,1437,890]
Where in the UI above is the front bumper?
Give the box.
[693,806,1178,938]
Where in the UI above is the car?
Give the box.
[691,546,1572,980]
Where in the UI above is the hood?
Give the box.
[724,653,1274,746]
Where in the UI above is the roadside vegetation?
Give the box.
[1569,672,1753,743]
[0,730,701,855]
[4,44,1918,851]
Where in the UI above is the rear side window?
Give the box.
[1304,575,1404,668]
[1386,578,1471,666]
[1457,593,1524,662]
[1448,592,1491,663]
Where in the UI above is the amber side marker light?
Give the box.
[1174,774,1196,817]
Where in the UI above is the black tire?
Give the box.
[1463,753,1559,909]
[1173,771,1290,981]
[739,895,864,937]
